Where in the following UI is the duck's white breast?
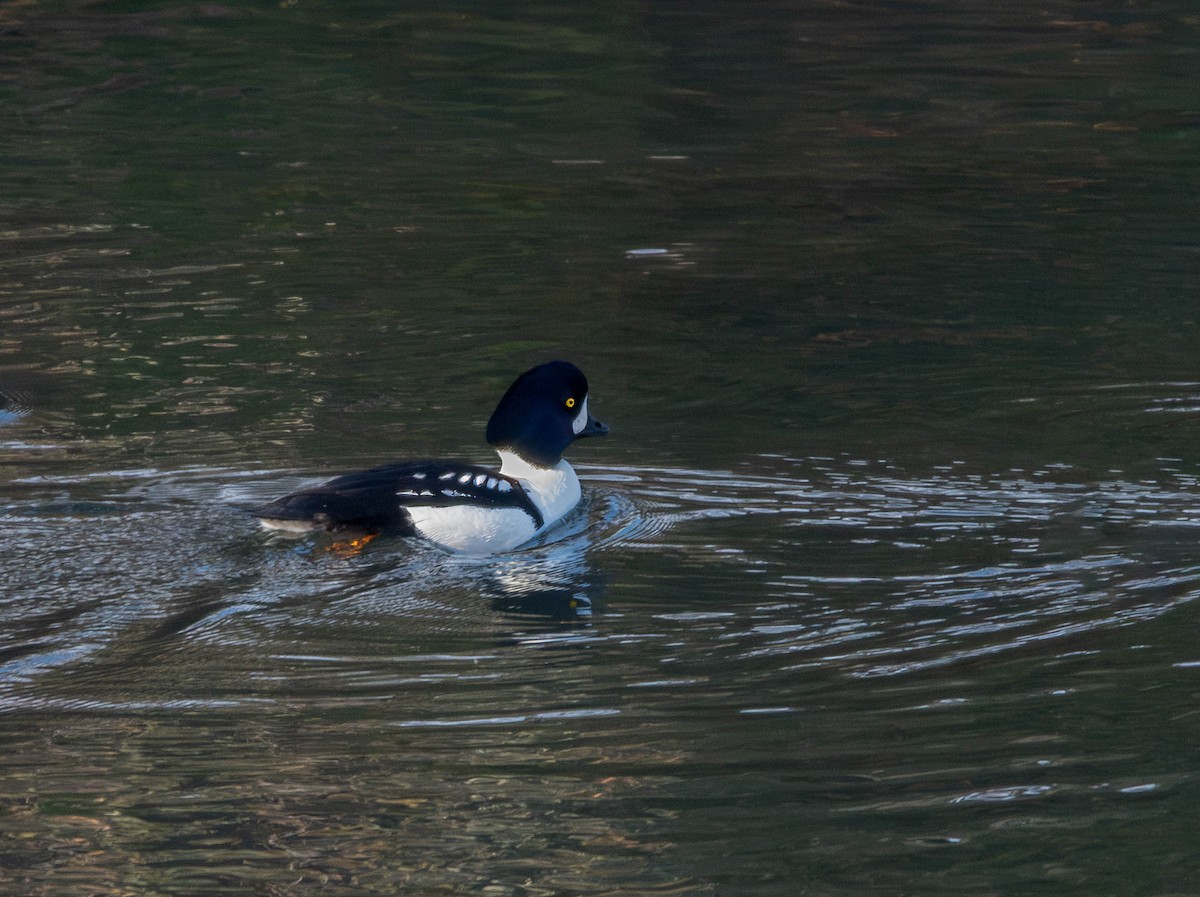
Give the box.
[497,452,581,529]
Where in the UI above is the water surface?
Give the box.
[3,1,1200,894]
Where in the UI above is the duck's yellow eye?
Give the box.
[565,397,576,409]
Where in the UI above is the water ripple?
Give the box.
[1,457,1198,713]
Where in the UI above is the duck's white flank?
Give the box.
[257,516,320,533]
[405,505,537,554]
[406,450,581,554]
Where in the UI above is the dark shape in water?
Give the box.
[0,388,31,425]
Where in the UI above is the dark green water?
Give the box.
[3,1,1200,894]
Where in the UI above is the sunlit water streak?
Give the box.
[2,458,1198,716]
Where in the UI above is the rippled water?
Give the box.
[7,457,1200,703]
[4,452,1200,892]
[5,0,1200,894]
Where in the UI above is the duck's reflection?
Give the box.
[257,492,614,626]
[482,514,607,622]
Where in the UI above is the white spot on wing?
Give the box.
[473,474,487,486]
[486,477,498,490]
[458,473,472,484]
[439,472,455,480]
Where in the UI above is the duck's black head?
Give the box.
[486,360,609,467]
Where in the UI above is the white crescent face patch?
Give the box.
[571,396,589,435]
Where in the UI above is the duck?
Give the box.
[249,360,608,553]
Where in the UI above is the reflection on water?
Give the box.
[4,0,1200,893]
[0,387,30,426]
[4,456,1199,707]
[2,457,1199,893]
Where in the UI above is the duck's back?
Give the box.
[250,461,543,536]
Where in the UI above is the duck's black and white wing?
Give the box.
[249,461,544,533]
